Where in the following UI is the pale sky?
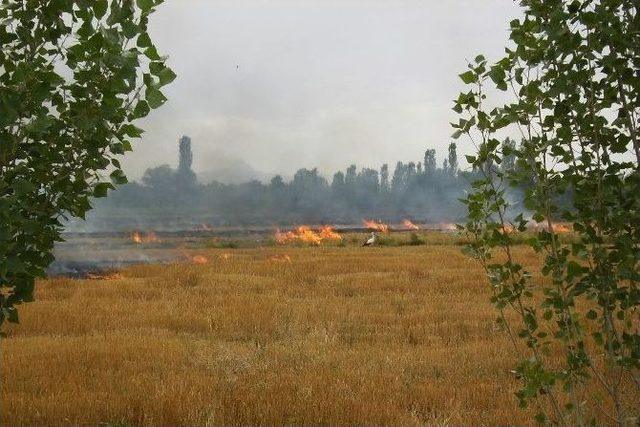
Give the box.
[125,0,522,181]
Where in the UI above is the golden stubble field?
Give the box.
[1,240,544,426]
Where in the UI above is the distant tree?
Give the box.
[178,136,193,172]
[291,168,329,218]
[269,175,285,190]
[0,0,173,327]
[345,164,357,186]
[92,144,472,227]
[356,168,379,193]
[291,168,327,196]
[423,149,436,175]
[447,142,458,174]
[353,168,379,210]
[331,171,345,194]
[391,161,405,193]
[379,164,389,192]
[142,165,175,191]
[176,135,196,189]
[266,175,288,218]
[407,162,416,178]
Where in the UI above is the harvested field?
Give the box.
[2,240,540,426]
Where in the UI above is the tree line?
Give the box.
[92,142,480,227]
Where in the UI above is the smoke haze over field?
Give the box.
[124,0,522,181]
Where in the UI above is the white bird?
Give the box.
[363,232,377,246]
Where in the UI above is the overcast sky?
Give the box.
[124,0,522,180]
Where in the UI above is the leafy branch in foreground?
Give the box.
[0,0,175,328]
[455,1,639,425]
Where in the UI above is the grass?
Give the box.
[2,235,625,426]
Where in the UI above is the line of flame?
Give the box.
[275,225,342,245]
[362,219,390,233]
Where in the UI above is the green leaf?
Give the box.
[121,124,145,138]
[94,0,108,19]
[94,182,114,198]
[158,67,177,86]
[136,0,154,12]
[146,88,167,109]
[137,32,152,48]
[459,70,476,84]
[133,100,151,118]
[145,46,161,60]
[110,169,128,185]
[12,179,36,195]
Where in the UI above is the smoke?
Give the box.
[121,0,522,180]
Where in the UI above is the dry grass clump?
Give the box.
[3,244,542,425]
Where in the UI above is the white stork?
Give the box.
[363,232,377,246]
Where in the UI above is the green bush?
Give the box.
[0,0,173,327]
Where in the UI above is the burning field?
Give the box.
[274,225,342,245]
[2,225,598,426]
[3,237,537,426]
[46,221,574,278]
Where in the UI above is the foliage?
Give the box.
[0,0,173,327]
[83,150,470,229]
[456,0,640,424]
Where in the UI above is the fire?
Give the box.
[131,231,160,244]
[551,223,571,233]
[275,229,300,244]
[178,247,210,264]
[528,221,571,233]
[318,225,342,241]
[362,219,390,233]
[86,272,124,280]
[275,225,341,245]
[402,219,419,230]
[191,255,209,265]
[499,224,515,234]
[291,226,321,245]
[270,254,292,263]
[437,223,457,232]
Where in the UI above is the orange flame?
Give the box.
[275,225,341,245]
[275,229,298,244]
[362,219,390,233]
[86,272,124,280]
[270,254,292,263]
[499,224,515,234]
[178,247,209,265]
[191,255,209,265]
[402,219,419,230]
[318,225,342,241]
[528,221,571,233]
[131,231,160,244]
[551,223,571,233]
